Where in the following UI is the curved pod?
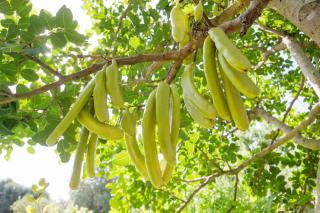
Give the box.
[181,63,217,119]
[220,64,249,131]
[156,82,175,165]
[47,79,95,146]
[218,53,259,99]
[203,36,231,120]
[69,127,89,189]
[142,90,162,188]
[209,27,251,72]
[77,109,123,140]
[93,70,109,122]
[106,60,124,109]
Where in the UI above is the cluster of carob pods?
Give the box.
[46,0,259,189]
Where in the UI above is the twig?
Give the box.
[269,75,305,144]
[177,176,215,213]
[253,41,286,69]
[227,174,239,213]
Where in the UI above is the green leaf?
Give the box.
[32,124,57,145]
[129,36,141,49]
[1,18,15,28]
[50,32,67,48]
[55,5,74,29]
[0,122,12,135]
[0,43,23,53]
[21,69,39,81]
[0,0,13,15]
[28,15,46,34]
[65,30,85,44]
[0,63,16,76]
[11,0,32,16]
[39,9,54,29]
[112,151,130,166]
[18,17,30,29]
[5,24,19,40]
[27,146,35,154]
[59,151,70,163]
[16,84,29,93]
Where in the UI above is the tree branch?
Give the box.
[283,36,320,99]
[25,55,65,79]
[178,102,320,210]
[227,174,239,213]
[254,107,320,150]
[253,41,286,69]
[219,0,271,34]
[269,75,305,144]
[0,0,271,106]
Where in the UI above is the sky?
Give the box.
[0,0,94,201]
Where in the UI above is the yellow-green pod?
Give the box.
[142,90,162,188]
[69,127,89,189]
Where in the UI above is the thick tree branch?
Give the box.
[283,36,320,99]
[219,0,271,34]
[25,55,65,79]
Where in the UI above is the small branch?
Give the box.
[0,41,198,105]
[253,41,286,69]
[25,55,65,79]
[144,61,166,80]
[269,75,305,144]
[165,59,183,84]
[255,23,286,37]
[282,76,305,122]
[227,174,239,213]
[178,103,320,209]
[177,176,216,213]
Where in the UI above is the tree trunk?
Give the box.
[268,0,320,48]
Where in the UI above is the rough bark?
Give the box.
[268,0,320,47]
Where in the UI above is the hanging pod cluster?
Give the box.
[46,60,125,189]
[122,83,181,188]
[180,27,259,130]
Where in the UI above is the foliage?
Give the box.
[70,177,111,213]
[0,0,319,212]
[11,178,92,213]
[0,179,32,213]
